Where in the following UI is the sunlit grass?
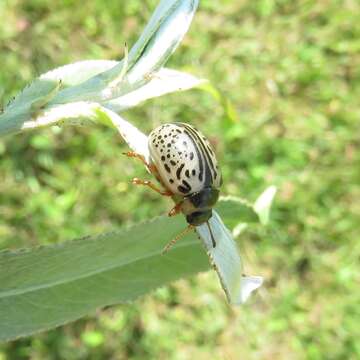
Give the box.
[0,0,359,358]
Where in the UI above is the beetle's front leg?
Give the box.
[131,178,173,196]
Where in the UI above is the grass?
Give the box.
[1,0,359,359]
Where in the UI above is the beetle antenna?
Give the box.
[206,221,216,248]
[162,225,194,255]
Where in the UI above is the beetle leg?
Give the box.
[131,178,173,196]
[168,202,183,217]
[123,151,148,166]
[162,225,195,254]
[123,151,158,174]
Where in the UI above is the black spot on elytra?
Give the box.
[185,169,190,178]
[176,163,185,180]
[161,140,164,144]
[167,143,171,148]
[176,129,182,133]
[161,156,165,161]
[177,185,188,194]
[192,169,196,176]
[189,152,194,160]
[169,179,174,184]
[182,180,191,191]
[164,164,171,173]
[167,154,170,158]
[199,172,203,181]
[170,160,176,166]
[183,141,187,146]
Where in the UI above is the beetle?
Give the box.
[125,122,222,253]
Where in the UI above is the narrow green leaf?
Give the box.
[197,211,263,305]
[218,196,259,227]
[0,216,206,342]
[50,0,199,105]
[0,61,116,137]
[104,68,206,113]
[5,61,117,113]
[30,80,62,111]
[254,186,277,225]
[0,198,256,342]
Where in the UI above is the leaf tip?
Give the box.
[254,186,277,225]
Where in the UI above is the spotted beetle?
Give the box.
[125,122,222,252]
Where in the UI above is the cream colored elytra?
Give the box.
[148,122,222,196]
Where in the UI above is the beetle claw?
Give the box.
[168,202,183,217]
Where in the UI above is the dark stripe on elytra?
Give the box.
[190,128,216,177]
[183,125,214,186]
[176,163,185,180]
[207,144,214,155]
[187,125,217,184]
[184,129,204,182]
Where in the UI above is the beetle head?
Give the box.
[186,209,212,226]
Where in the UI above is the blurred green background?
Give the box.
[1,0,359,359]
